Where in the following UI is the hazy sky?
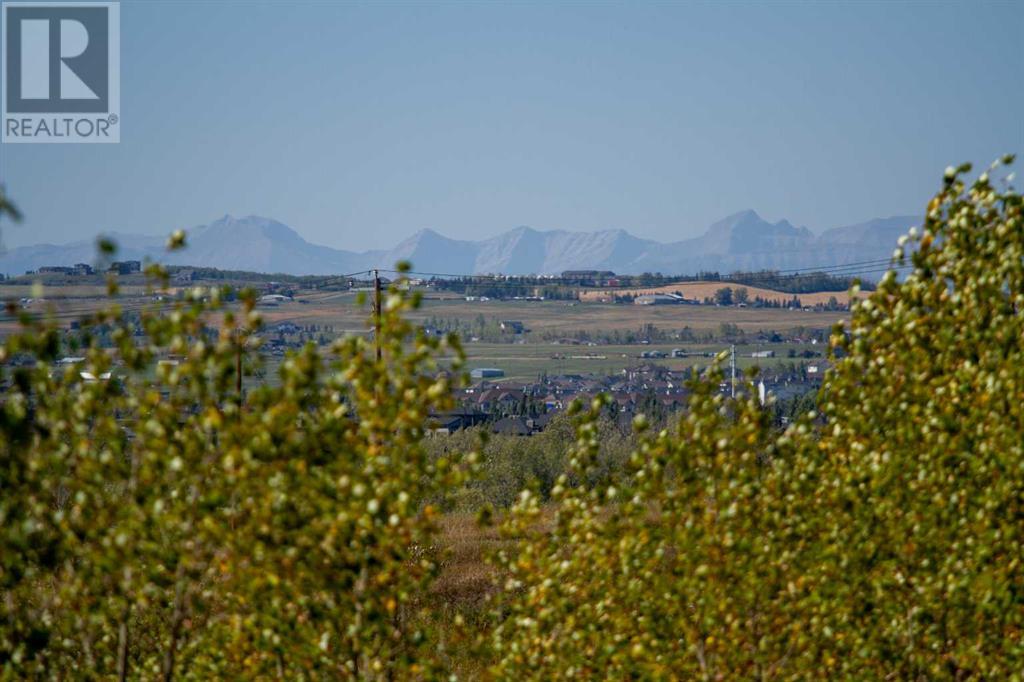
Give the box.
[1,0,1021,250]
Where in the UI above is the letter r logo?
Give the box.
[4,4,110,113]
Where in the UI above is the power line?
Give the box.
[375,263,913,290]
[373,269,382,362]
[521,256,893,281]
[720,257,906,280]
[767,257,895,274]
[723,263,912,284]
[384,255,910,280]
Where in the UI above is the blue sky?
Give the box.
[1,0,1021,250]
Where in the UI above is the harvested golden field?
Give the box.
[578,281,865,306]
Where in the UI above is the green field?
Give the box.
[253,341,820,386]
[250,293,836,381]
[458,342,821,381]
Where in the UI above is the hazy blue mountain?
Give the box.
[682,210,814,256]
[372,229,479,275]
[0,212,920,278]
[474,226,660,274]
[635,210,816,273]
[818,215,923,247]
[0,232,163,276]
[0,216,365,277]
[162,215,366,274]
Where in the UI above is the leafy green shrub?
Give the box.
[426,415,634,511]
[491,159,1023,679]
[2,158,1021,680]
[0,260,471,679]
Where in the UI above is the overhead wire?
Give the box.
[369,260,916,290]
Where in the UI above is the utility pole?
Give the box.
[235,328,243,398]
[730,343,736,398]
[373,269,382,362]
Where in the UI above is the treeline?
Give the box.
[721,269,860,292]
[429,269,861,297]
[538,322,829,345]
[431,278,577,300]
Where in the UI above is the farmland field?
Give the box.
[258,292,841,334]
[456,342,821,380]
[0,282,840,381]
[577,280,863,306]
[253,340,823,386]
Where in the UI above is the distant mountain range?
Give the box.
[0,211,919,278]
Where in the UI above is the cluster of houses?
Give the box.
[257,321,325,356]
[37,263,95,276]
[29,261,141,277]
[432,360,831,436]
[560,270,621,287]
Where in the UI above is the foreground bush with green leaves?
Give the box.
[491,159,1022,679]
[1,158,1021,680]
[0,262,471,678]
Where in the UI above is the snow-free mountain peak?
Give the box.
[0,213,919,277]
